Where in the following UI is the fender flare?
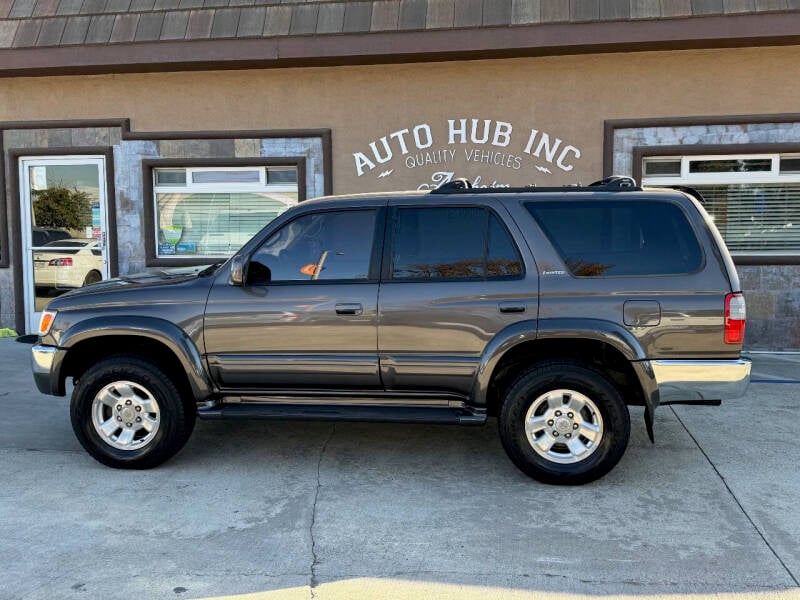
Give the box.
[471,318,658,435]
[56,315,212,401]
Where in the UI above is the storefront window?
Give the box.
[153,166,298,258]
[643,154,800,256]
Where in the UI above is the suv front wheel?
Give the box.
[498,360,630,485]
[70,354,196,469]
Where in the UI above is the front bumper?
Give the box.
[31,344,65,396]
[652,358,751,404]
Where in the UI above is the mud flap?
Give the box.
[631,360,658,444]
[644,406,655,443]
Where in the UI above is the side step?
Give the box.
[197,403,486,425]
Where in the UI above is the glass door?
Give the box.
[19,157,109,334]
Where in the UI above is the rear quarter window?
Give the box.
[525,200,703,276]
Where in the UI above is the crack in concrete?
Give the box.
[671,406,800,588]
[309,424,335,599]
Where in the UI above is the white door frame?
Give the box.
[19,156,109,334]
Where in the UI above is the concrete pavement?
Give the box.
[0,338,798,600]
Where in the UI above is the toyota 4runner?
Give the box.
[31,177,751,485]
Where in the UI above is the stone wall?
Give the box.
[0,124,326,331]
[738,265,800,351]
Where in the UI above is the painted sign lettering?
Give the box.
[352,118,583,189]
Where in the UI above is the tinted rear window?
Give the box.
[525,200,703,276]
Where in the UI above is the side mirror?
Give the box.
[230,255,245,286]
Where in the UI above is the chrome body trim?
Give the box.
[652,358,751,403]
[31,344,58,395]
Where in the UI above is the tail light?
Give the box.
[725,293,746,345]
[48,257,73,267]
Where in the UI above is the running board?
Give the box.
[197,403,486,425]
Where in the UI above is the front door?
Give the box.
[19,157,110,334]
[204,205,385,390]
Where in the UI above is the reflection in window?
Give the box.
[28,164,101,247]
[392,207,523,280]
[249,210,376,283]
[488,213,524,277]
[527,201,703,276]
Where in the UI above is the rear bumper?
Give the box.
[652,358,751,404]
[31,344,65,396]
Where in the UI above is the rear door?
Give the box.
[377,198,538,395]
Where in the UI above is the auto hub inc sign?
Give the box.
[352,118,583,189]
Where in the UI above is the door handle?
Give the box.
[335,303,363,315]
[498,302,526,314]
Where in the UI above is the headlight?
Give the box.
[38,310,57,336]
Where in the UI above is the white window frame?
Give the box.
[153,166,298,194]
[643,153,800,186]
[152,166,299,260]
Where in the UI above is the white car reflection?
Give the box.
[34,238,103,290]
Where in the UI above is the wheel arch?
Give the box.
[83,269,103,284]
[472,319,657,436]
[56,316,212,402]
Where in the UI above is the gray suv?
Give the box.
[31,177,751,485]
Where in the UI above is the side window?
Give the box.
[488,213,524,277]
[391,206,524,280]
[392,207,484,280]
[526,200,703,276]
[249,210,376,283]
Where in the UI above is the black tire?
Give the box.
[70,354,196,469]
[498,360,630,485]
[82,270,102,286]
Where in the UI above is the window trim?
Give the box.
[143,157,306,267]
[382,204,526,283]
[633,142,800,265]
[244,206,385,286]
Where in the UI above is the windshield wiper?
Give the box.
[198,262,224,277]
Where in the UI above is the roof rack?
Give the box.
[429,175,640,194]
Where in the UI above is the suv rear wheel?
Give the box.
[70,354,196,469]
[498,360,630,485]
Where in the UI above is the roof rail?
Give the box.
[429,175,640,194]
